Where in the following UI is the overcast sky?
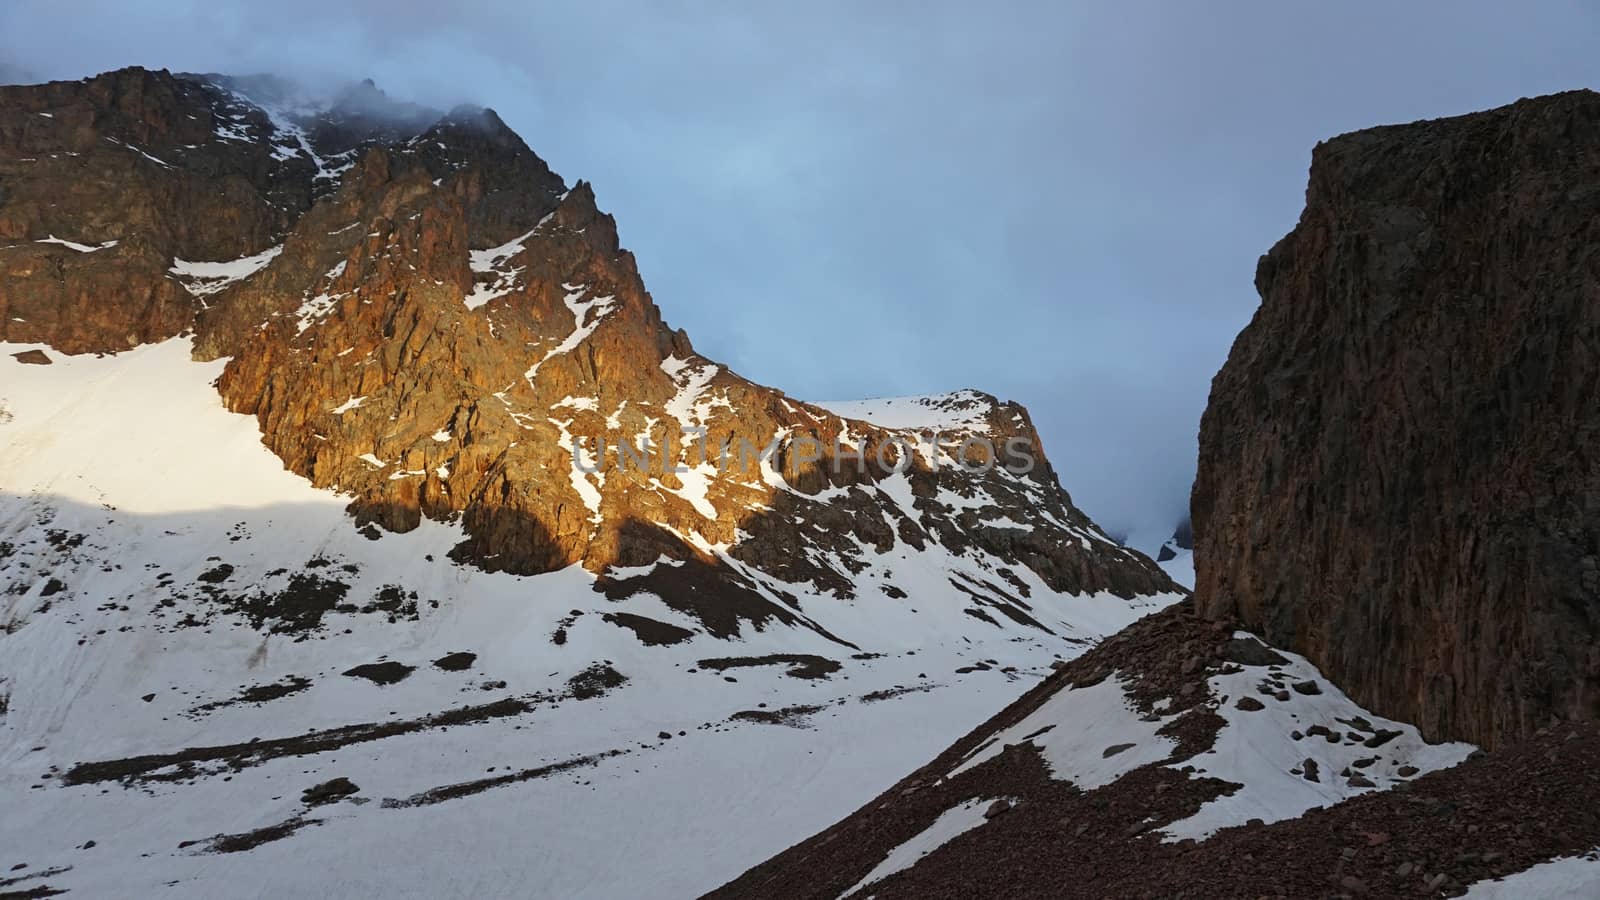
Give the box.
[3,2,1597,541]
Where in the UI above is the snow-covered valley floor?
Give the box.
[0,342,1177,898]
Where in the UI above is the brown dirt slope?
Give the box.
[706,603,1600,899]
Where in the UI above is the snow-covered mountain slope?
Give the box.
[0,68,1186,899]
[707,602,1600,899]
[0,341,1180,898]
[809,391,1002,434]
[1462,852,1600,899]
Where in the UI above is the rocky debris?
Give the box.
[696,655,842,681]
[859,685,936,704]
[431,652,476,672]
[194,563,233,584]
[0,871,69,900]
[566,662,626,700]
[707,644,1600,900]
[728,705,825,729]
[1193,89,1600,747]
[381,747,630,809]
[1364,729,1401,749]
[1306,725,1342,743]
[211,571,350,634]
[1290,680,1321,696]
[341,661,414,685]
[983,799,1013,819]
[61,696,532,787]
[189,675,312,715]
[1234,696,1265,712]
[1338,875,1368,895]
[9,350,50,365]
[300,777,359,805]
[184,815,323,854]
[355,585,420,623]
[1219,636,1287,667]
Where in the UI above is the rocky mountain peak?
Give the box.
[0,67,1190,895]
[1,66,1179,643]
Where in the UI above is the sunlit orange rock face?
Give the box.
[1194,90,1600,747]
[0,66,1178,633]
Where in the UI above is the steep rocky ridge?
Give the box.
[0,67,1189,897]
[1194,90,1600,747]
[0,65,1177,643]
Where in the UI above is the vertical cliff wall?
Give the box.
[1194,90,1600,747]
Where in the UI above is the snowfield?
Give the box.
[0,341,1181,899]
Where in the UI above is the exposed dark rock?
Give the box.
[301,776,359,805]
[1170,517,1193,551]
[1194,90,1600,746]
[697,654,842,681]
[1219,637,1288,667]
[190,676,312,715]
[728,704,824,728]
[601,612,694,646]
[195,563,234,584]
[0,66,1180,655]
[61,696,532,786]
[705,602,1600,900]
[566,662,626,700]
[341,661,414,685]
[431,652,476,672]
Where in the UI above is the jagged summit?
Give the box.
[0,65,1176,602]
[0,67,1182,897]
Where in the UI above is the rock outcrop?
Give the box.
[0,67,1179,639]
[706,601,1600,899]
[1193,90,1600,747]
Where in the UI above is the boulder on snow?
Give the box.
[302,777,359,805]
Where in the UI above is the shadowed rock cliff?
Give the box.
[1193,89,1600,747]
